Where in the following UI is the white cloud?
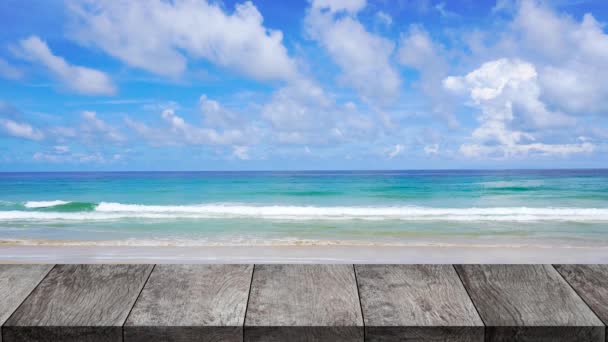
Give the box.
[48,126,77,140]
[478,0,608,115]
[398,25,456,127]
[128,107,251,146]
[460,141,595,158]
[0,58,23,80]
[161,109,246,145]
[261,77,378,145]
[33,150,108,164]
[388,144,405,158]
[67,0,296,81]
[262,78,331,133]
[375,11,393,27]
[444,58,591,158]
[434,2,458,18]
[199,95,242,128]
[305,1,400,104]
[0,118,44,140]
[124,118,170,146]
[232,146,250,160]
[53,145,70,153]
[492,0,515,14]
[12,36,116,95]
[514,1,608,114]
[424,143,439,155]
[311,0,367,14]
[81,111,125,142]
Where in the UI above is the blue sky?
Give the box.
[1,0,607,171]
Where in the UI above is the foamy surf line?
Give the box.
[1,201,608,221]
[2,238,607,249]
[24,200,70,208]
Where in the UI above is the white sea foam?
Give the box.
[1,202,608,222]
[24,200,70,208]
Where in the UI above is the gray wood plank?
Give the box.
[355,264,484,341]
[244,264,363,342]
[0,264,53,342]
[455,264,605,342]
[4,264,153,342]
[554,264,608,341]
[124,264,253,342]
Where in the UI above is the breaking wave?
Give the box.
[0,201,607,222]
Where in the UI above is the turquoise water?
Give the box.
[1,170,608,247]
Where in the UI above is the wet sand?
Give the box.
[1,244,607,263]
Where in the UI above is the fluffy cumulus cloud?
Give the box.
[12,36,116,95]
[444,58,592,158]
[67,0,296,81]
[511,0,608,115]
[305,0,400,105]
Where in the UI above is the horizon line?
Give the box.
[1,168,607,173]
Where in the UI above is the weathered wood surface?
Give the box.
[244,264,364,342]
[555,264,608,340]
[3,264,153,342]
[124,264,253,342]
[0,264,53,342]
[3,263,608,342]
[455,264,605,342]
[355,264,484,341]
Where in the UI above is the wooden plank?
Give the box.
[4,264,153,342]
[124,264,253,342]
[355,264,484,341]
[244,264,363,342]
[455,264,605,341]
[554,264,608,340]
[0,265,53,342]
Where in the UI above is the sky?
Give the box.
[1,0,608,171]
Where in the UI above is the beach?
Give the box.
[2,244,608,263]
[1,170,608,263]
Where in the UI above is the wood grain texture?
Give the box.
[244,264,363,342]
[554,264,608,341]
[4,264,153,342]
[0,264,53,342]
[455,264,605,342]
[124,264,253,342]
[355,264,484,341]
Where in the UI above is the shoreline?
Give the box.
[2,244,608,263]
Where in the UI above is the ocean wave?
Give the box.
[23,200,97,211]
[0,202,608,222]
[24,200,70,208]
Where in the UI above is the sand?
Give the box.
[1,244,607,263]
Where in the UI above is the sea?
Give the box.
[1,170,607,248]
